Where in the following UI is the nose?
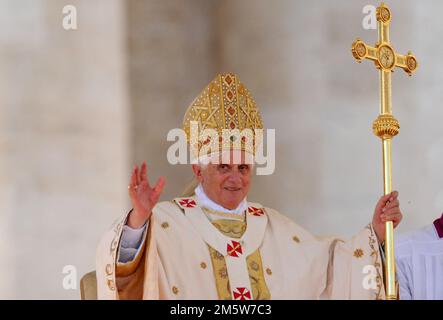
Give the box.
[227,171,242,184]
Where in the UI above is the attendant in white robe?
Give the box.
[395,213,443,300]
[96,73,403,300]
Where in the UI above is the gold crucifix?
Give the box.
[351,3,418,300]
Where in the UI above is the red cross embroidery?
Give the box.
[178,199,196,208]
[227,240,243,257]
[248,206,264,216]
[233,287,251,300]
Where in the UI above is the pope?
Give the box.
[96,73,402,300]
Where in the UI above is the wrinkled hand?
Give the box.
[127,161,166,229]
[372,191,402,243]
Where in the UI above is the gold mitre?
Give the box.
[183,73,264,163]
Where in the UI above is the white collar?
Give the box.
[194,184,248,215]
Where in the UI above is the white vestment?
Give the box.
[96,195,385,300]
[395,224,443,300]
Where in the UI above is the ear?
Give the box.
[192,164,204,183]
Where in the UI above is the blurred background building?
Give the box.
[0,0,442,299]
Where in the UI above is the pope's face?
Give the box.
[192,153,252,210]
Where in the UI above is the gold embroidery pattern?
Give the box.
[353,248,364,258]
[366,224,383,300]
[211,220,247,238]
[172,286,179,295]
[107,279,115,291]
[109,218,124,257]
[105,264,113,276]
[209,250,231,300]
[207,219,271,300]
[161,222,169,229]
[203,207,246,220]
[107,216,126,292]
[218,267,228,279]
[182,73,264,159]
[247,250,271,300]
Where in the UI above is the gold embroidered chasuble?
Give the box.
[202,209,271,300]
[96,197,386,300]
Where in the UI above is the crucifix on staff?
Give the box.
[351,2,418,300]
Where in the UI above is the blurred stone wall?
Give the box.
[0,0,130,298]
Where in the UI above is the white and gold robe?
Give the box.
[96,197,385,300]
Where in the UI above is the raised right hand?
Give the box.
[127,161,166,229]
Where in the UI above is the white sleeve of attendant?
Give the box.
[396,256,412,300]
[118,222,148,263]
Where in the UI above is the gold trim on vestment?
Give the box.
[207,218,270,300]
[202,207,246,221]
